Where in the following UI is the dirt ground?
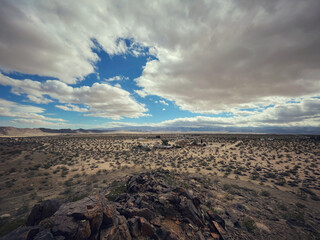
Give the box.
[0,133,319,238]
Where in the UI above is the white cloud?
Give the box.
[10,118,65,127]
[0,0,152,83]
[55,104,89,113]
[162,108,166,111]
[0,73,149,120]
[105,76,129,82]
[107,98,320,129]
[134,89,148,98]
[0,0,319,123]
[159,100,169,106]
[0,98,66,125]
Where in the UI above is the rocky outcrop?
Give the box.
[26,199,61,226]
[1,171,227,240]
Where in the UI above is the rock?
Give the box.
[26,199,61,226]
[196,231,206,240]
[75,220,91,239]
[33,230,54,240]
[128,217,140,238]
[54,237,65,240]
[121,207,155,221]
[0,213,11,219]
[100,215,131,240]
[51,214,79,238]
[52,195,105,239]
[150,217,161,227]
[3,171,229,240]
[117,215,132,239]
[140,217,156,238]
[192,197,201,208]
[102,203,118,229]
[180,198,204,227]
[100,226,120,240]
[173,187,193,199]
[0,226,39,240]
[207,211,226,230]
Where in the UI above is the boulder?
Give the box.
[52,195,105,239]
[0,226,39,240]
[26,199,60,226]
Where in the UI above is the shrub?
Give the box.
[295,202,306,209]
[241,217,256,232]
[260,190,270,197]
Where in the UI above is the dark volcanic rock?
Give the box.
[26,199,61,226]
[0,226,40,240]
[52,195,105,239]
[2,171,228,240]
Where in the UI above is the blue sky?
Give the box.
[0,0,319,133]
[0,45,226,128]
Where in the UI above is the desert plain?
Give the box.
[0,133,319,239]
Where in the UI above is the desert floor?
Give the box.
[0,134,319,238]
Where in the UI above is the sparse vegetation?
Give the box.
[0,134,319,239]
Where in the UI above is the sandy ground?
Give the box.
[0,133,319,237]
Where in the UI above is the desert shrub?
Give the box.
[163,173,177,186]
[106,181,126,201]
[295,202,306,209]
[8,168,16,173]
[278,204,288,211]
[260,190,270,197]
[310,195,320,201]
[264,172,277,179]
[296,189,307,200]
[64,179,73,187]
[16,204,29,215]
[60,167,69,177]
[284,210,305,225]
[5,180,14,188]
[223,184,232,191]
[250,171,260,180]
[275,178,286,186]
[241,217,256,232]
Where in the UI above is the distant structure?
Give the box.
[153,144,174,149]
[175,138,206,147]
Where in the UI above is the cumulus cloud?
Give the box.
[55,104,89,113]
[0,73,149,120]
[134,0,320,113]
[0,98,66,125]
[0,0,154,83]
[0,0,319,125]
[10,118,64,127]
[108,98,320,129]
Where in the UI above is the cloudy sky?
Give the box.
[0,0,320,133]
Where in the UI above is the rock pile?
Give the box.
[2,171,227,240]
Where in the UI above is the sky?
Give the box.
[0,0,320,133]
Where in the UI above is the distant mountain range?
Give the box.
[0,127,114,137]
[0,126,319,137]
